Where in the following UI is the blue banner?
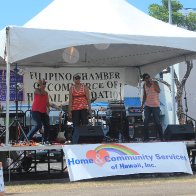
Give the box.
[0,70,24,101]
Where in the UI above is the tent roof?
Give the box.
[25,0,196,38]
[1,0,196,86]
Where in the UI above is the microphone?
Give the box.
[91,97,97,103]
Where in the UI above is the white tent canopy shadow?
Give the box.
[0,0,196,144]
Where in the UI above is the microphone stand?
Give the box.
[27,93,32,134]
[27,93,31,110]
[183,84,196,142]
[10,64,29,143]
[184,85,188,124]
[119,83,123,142]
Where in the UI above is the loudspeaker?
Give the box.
[107,117,129,139]
[9,126,19,141]
[72,125,104,144]
[0,126,20,141]
[164,124,195,141]
[133,124,144,139]
[133,123,158,139]
[48,125,59,141]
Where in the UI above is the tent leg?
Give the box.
[5,27,11,146]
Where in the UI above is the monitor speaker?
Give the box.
[164,124,195,141]
[72,125,104,144]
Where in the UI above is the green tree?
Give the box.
[149,0,196,31]
[148,0,195,124]
[185,12,196,31]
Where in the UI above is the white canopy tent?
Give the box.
[0,0,196,84]
[1,0,196,144]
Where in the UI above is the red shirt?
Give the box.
[32,93,48,113]
[71,84,88,111]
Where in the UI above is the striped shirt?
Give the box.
[144,83,160,107]
[71,84,88,111]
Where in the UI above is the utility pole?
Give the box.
[168,0,172,24]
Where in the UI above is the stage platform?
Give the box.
[1,140,196,182]
[0,144,66,182]
[0,144,63,152]
[1,140,195,150]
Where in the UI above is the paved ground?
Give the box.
[4,172,196,196]
[2,146,196,195]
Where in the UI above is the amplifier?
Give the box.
[134,124,144,139]
[128,107,142,113]
[127,116,143,124]
[133,123,157,139]
[127,107,142,117]
[108,100,124,104]
[106,110,126,118]
[106,101,126,118]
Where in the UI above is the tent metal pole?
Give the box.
[168,0,176,124]
[5,27,11,145]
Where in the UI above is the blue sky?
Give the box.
[0,0,195,29]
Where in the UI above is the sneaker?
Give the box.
[64,140,71,145]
